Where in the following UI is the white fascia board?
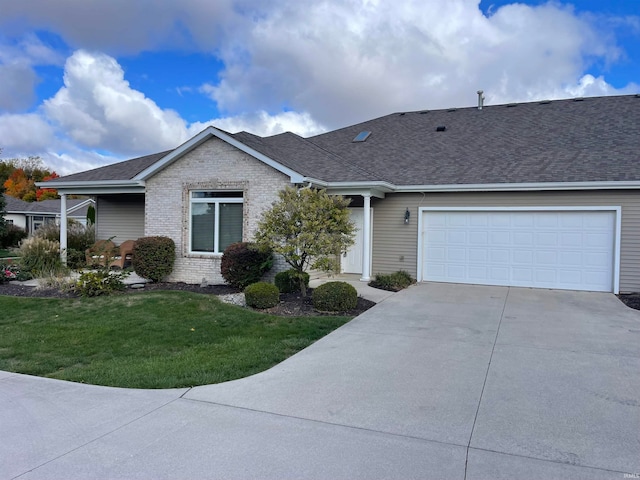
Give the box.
[66,198,96,214]
[134,126,305,183]
[55,186,145,195]
[304,178,393,198]
[394,181,640,192]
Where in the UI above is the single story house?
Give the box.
[42,94,640,293]
[3,194,94,234]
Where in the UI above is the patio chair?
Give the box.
[85,240,117,267]
[109,240,136,270]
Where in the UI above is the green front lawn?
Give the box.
[0,249,18,258]
[0,291,350,389]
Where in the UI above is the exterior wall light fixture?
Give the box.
[404,208,411,224]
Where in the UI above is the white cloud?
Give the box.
[43,50,190,154]
[0,33,65,112]
[0,113,55,151]
[189,110,327,137]
[0,0,247,53]
[208,0,637,127]
[0,63,37,111]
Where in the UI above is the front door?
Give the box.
[342,208,365,274]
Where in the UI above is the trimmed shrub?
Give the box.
[274,268,310,294]
[74,270,129,297]
[244,281,280,309]
[312,281,358,312]
[221,242,273,289]
[132,236,176,282]
[0,224,28,248]
[368,270,415,292]
[19,236,65,276]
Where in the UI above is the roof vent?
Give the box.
[539,100,552,105]
[399,112,406,116]
[436,126,446,132]
[419,110,429,114]
[506,103,518,108]
[573,97,584,102]
[447,108,457,112]
[352,131,371,142]
[477,90,484,110]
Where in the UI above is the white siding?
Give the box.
[5,214,26,230]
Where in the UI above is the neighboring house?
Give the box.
[42,94,640,293]
[2,194,95,235]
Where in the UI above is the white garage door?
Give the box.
[420,209,618,292]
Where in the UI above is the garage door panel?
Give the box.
[469,248,488,262]
[558,251,581,266]
[490,249,509,263]
[447,248,466,261]
[585,233,610,248]
[422,210,615,292]
[512,249,533,264]
[425,246,446,261]
[490,231,510,245]
[537,213,559,227]
[469,231,488,245]
[447,231,466,244]
[513,232,533,246]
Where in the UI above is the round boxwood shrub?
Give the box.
[274,268,310,293]
[312,281,358,312]
[221,242,273,289]
[132,236,175,282]
[244,281,280,309]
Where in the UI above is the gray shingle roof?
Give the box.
[50,94,640,188]
[305,94,640,185]
[3,194,91,216]
[53,150,172,183]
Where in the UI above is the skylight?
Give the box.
[352,131,371,142]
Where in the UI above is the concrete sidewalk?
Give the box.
[1,283,639,479]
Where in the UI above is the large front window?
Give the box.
[190,191,243,253]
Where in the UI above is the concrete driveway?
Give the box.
[1,283,639,479]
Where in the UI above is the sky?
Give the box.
[0,0,638,176]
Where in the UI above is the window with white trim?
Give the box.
[190,191,243,254]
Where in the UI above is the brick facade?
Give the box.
[145,137,292,284]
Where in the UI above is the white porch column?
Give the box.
[60,193,68,265]
[360,193,372,282]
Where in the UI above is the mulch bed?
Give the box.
[0,281,375,317]
[617,293,640,311]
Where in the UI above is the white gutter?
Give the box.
[35,180,145,189]
[304,179,640,194]
[393,181,640,192]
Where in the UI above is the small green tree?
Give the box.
[86,204,95,225]
[255,186,356,296]
[0,189,7,239]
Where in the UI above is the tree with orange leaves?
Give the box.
[36,172,60,201]
[3,169,35,200]
[1,156,59,202]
